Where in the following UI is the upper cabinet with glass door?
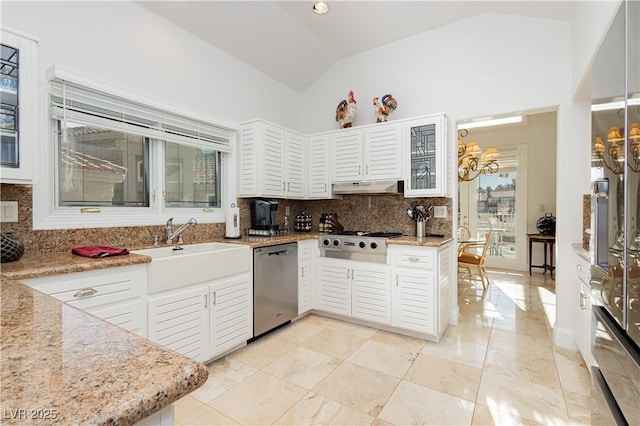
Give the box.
[0,28,38,184]
[403,114,452,197]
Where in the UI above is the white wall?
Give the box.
[300,13,571,133]
[1,1,301,129]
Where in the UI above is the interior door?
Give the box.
[459,145,528,271]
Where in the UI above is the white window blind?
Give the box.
[50,80,232,153]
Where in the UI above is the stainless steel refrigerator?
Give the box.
[589,1,640,424]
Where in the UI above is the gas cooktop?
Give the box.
[329,231,403,238]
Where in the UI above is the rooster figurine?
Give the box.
[373,94,398,122]
[335,90,357,129]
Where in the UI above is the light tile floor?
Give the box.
[175,269,591,425]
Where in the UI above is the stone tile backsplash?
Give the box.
[2,184,452,254]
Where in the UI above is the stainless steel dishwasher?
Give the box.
[253,243,298,337]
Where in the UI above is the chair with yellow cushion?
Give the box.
[458,229,493,289]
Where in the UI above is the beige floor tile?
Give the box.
[491,316,551,339]
[227,335,296,369]
[483,346,561,388]
[563,389,592,425]
[274,391,374,425]
[313,361,400,417]
[297,313,344,328]
[471,402,545,425]
[477,370,569,424]
[269,319,324,345]
[208,371,307,425]
[371,417,394,426]
[263,346,340,389]
[325,318,378,338]
[301,327,368,360]
[176,404,238,426]
[190,357,257,403]
[378,380,475,425]
[555,359,592,397]
[370,329,426,352]
[421,335,488,369]
[444,319,492,345]
[553,345,585,366]
[173,395,205,423]
[404,353,482,402]
[489,328,553,355]
[347,338,420,378]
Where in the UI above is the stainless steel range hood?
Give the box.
[332,180,404,195]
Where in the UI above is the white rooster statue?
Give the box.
[373,94,398,122]
[335,90,357,129]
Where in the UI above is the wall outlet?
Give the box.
[433,205,447,218]
[0,201,18,222]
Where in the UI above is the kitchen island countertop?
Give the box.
[387,235,453,247]
[0,278,208,425]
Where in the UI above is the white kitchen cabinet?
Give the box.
[285,131,305,198]
[298,239,317,315]
[317,257,392,325]
[390,243,451,340]
[317,257,352,316]
[22,264,147,336]
[331,128,363,182]
[363,123,402,181]
[307,134,331,199]
[238,119,305,199]
[1,28,38,184]
[351,263,392,324]
[148,284,210,362]
[209,273,251,357]
[575,250,593,369]
[403,114,452,197]
[330,122,402,183]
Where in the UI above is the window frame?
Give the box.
[33,67,238,230]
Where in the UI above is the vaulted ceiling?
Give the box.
[140,1,581,92]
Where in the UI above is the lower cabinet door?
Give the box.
[89,300,145,336]
[394,268,436,335]
[317,258,351,316]
[148,285,209,362]
[210,274,251,357]
[298,259,312,315]
[351,264,392,325]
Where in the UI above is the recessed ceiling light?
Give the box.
[312,1,330,14]
[460,115,524,130]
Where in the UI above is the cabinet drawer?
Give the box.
[25,266,144,309]
[393,248,435,269]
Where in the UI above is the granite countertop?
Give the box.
[388,236,453,247]
[1,251,151,281]
[1,233,452,281]
[0,278,208,425]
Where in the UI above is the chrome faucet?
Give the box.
[166,217,197,249]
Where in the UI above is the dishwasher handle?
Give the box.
[268,249,289,256]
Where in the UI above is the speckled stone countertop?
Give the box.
[0,278,208,425]
[1,251,151,281]
[387,236,453,247]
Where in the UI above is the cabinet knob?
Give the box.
[408,256,420,262]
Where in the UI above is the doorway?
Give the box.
[457,111,556,273]
[459,145,528,270]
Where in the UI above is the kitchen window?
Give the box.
[34,68,234,230]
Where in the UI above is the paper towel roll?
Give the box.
[225,207,240,238]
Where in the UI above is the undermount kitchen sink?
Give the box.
[132,242,250,294]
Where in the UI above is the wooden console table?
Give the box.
[528,233,555,277]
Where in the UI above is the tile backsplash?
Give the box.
[1,184,452,254]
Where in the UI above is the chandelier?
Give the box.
[593,122,640,174]
[457,129,500,182]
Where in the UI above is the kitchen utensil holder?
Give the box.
[416,220,426,238]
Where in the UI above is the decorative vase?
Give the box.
[1,231,24,263]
